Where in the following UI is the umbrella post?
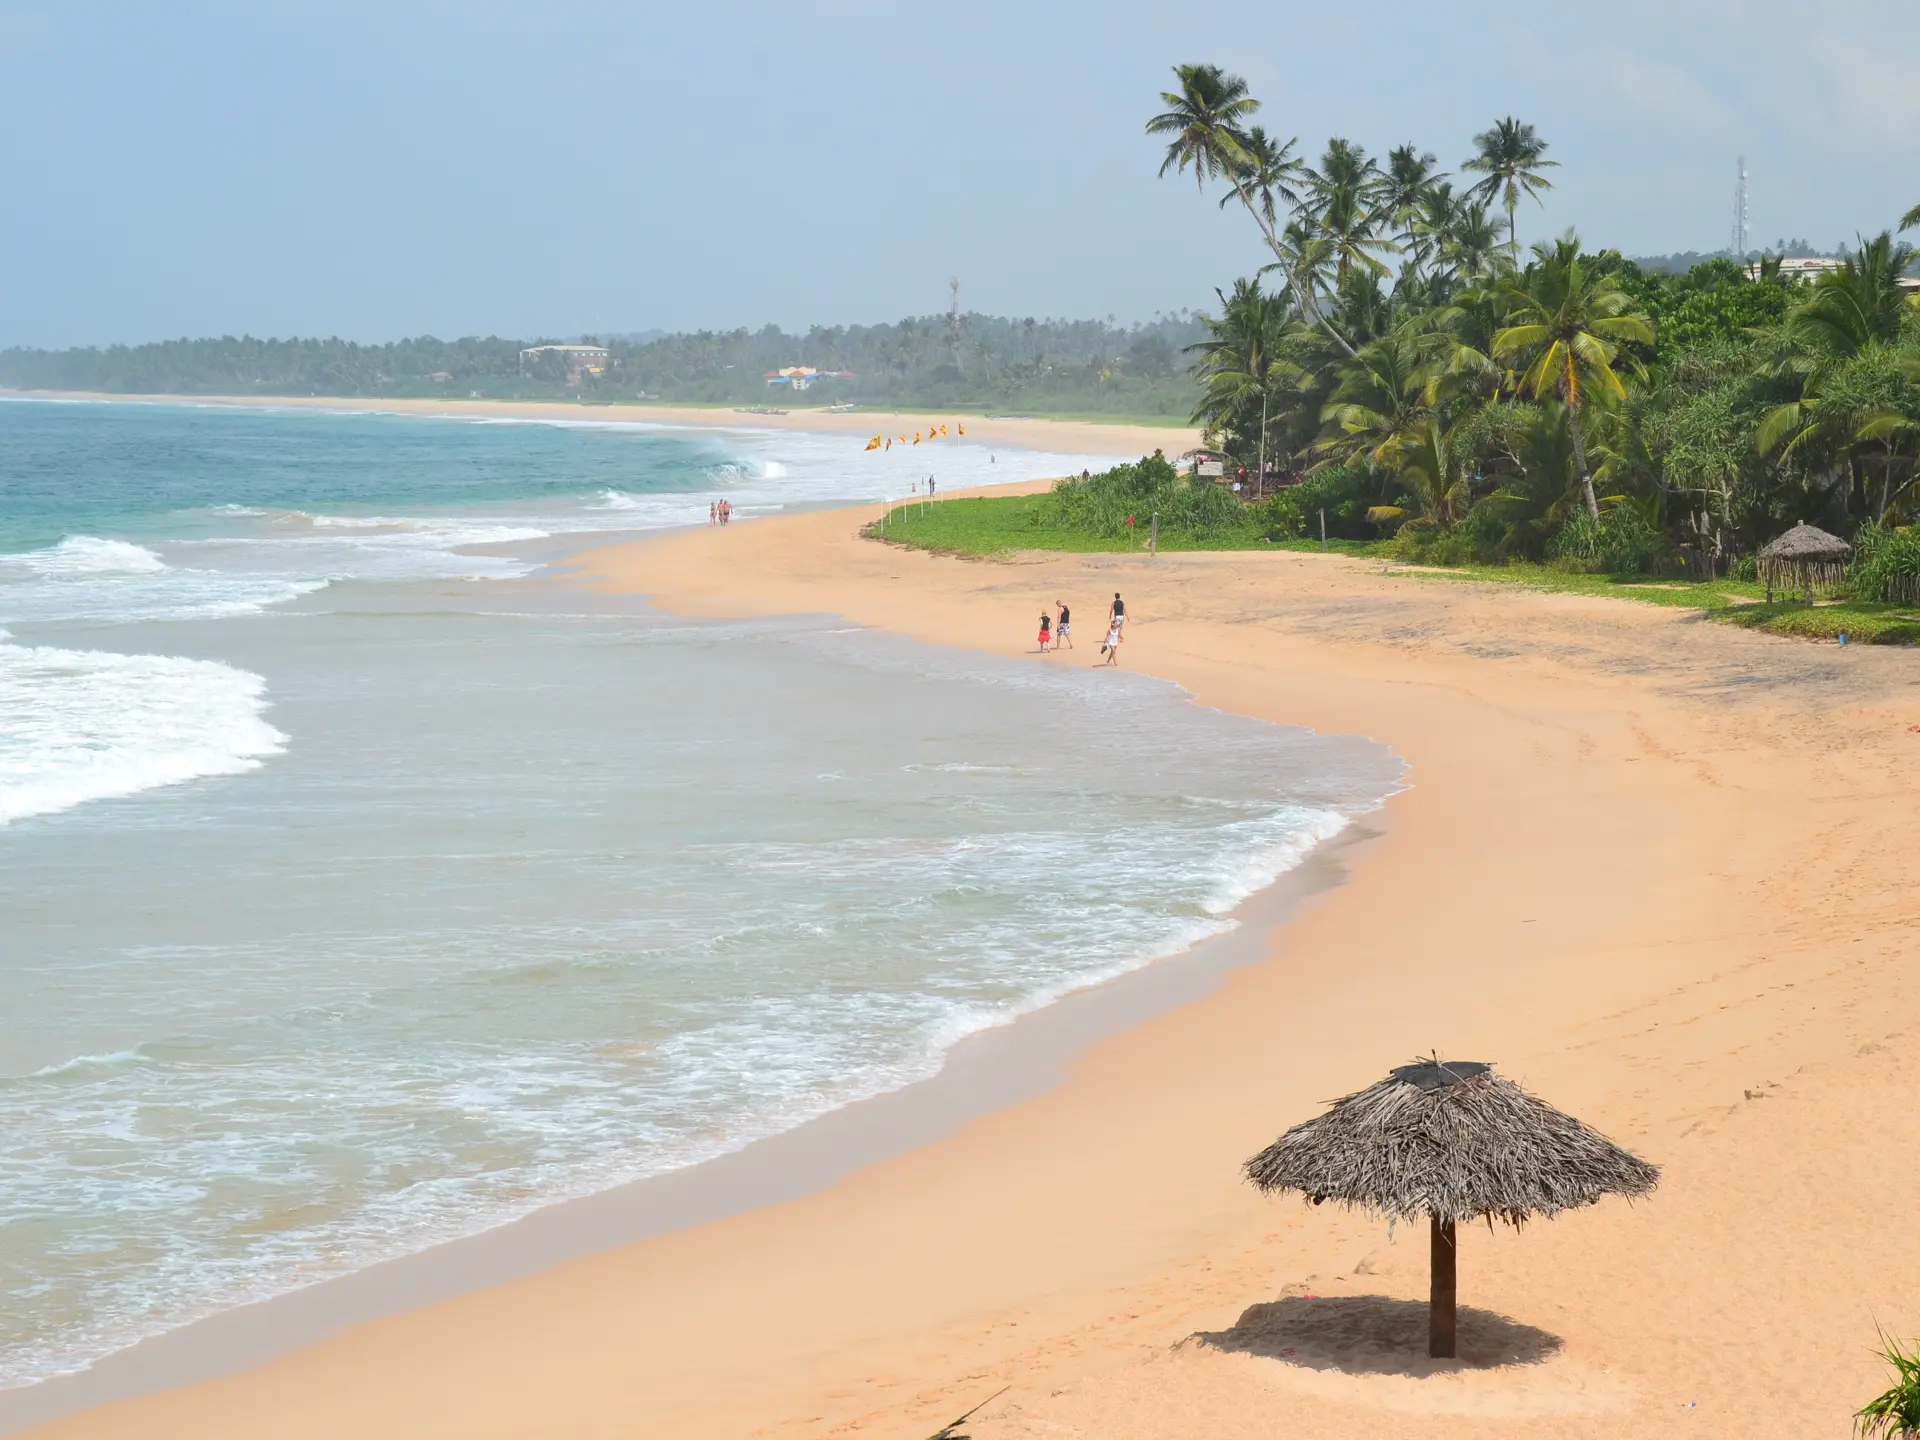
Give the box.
[1429,1214,1457,1359]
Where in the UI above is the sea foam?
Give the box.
[0,638,287,825]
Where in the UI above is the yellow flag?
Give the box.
[957,422,966,436]
[884,437,892,450]
[939,423,948,437]
[864,434,882,451]
[913,431,922,444]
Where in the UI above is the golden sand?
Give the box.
[22,491,1920,1440]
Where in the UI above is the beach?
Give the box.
[9,391,1199,461]
[11,481,1917,1439]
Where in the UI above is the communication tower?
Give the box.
[949,276,961,318]
[1731,157,1749,258]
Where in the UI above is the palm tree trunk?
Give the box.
[1220,175,1359,360]
[1567,400,1601,520]
[1256,386,1270,500]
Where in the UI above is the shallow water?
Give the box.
[0,399,1402,1390]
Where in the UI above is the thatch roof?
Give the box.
[1758,523,1850,562]
[1244,1060,1659,1227]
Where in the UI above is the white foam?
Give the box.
[13,537,167,575]
[0,642,287,825]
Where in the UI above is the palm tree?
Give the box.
[1146,65,1359,358]
[1493,235,1655,518]
[1758,346,1920,521]
[1189,279,1302,495]
[1462,118,1558,248]
[1438,198,1508,286]
[1146,64,1258,193]
[1902,202,1920,232]
[1784,231,1916,359]
[1383,145,1445,252]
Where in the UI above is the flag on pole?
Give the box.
[913,431,922,444]
[957,422,966,436]
[864,434,882,451]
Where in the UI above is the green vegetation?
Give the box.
[1857,1332,1920,1439]
[863,61,1920,643]
[1151,62,1920,572]
[0,316,1208,416]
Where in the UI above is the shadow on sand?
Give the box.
[1194,1294,1563,1376]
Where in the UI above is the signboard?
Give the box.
[1198,459,1224,477]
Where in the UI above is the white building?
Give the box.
[519,344,611,384]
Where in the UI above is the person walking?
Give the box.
[1037,611,1052,652]
[1101,614,1122,665]
[1107,592,1126,642]
[1054,600,1073,649]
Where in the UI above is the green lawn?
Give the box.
[1711,600,1920,644]
[866,494,1272,554]
[869,494,1918,644]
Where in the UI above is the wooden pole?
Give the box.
[1429,1214,1457,1359]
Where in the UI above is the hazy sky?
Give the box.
[4,0,1918,347]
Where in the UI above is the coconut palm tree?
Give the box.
[1146,66,1358,359]
[1493,235,1656,518]
[1383,146,1445,262]
[1784,231,1917,359]
[1902,202,1920,232]
[1146,63,1258,193]
[1189,279,1303,494]
[1462,118,1558,248]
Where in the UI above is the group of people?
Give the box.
[1037,592,1126,665]
[708,499,733,526]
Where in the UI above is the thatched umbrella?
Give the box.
[1757,522,1850,605]
[1244,1059,1658,1359]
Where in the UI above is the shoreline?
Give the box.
[15,499,1920,1439]
[0,821,1377,1432]
[0,389,1199,459]
[0,541,1389,1431]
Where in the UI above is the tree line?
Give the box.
[0,314,1213,417]
[1154,63,1920,575]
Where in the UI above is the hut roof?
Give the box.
[1244,1060,1659,1227]
[1758,522,1850,561]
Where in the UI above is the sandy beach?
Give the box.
[6,391,1197,461]
[17,491,1920,1439]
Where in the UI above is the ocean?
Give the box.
[0,397,1402,1392]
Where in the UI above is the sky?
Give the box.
[3,0,1919,348]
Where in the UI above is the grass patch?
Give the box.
[1712,600,1920,644]
[1415,562,1766,609]
[866,494,1271,556]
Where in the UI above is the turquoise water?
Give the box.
[0,398,1401,1392]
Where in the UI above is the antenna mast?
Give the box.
[949,276,961,318]
[1731,157,1749,258]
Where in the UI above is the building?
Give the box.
[519,344,611,385]
[764,365,854,391]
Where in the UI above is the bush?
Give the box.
[1286,465,1379,540]
[1849,522,1920,604]
[1546,507,1673,575]
[1031,451,1248,539]
[1730,552,1758,583]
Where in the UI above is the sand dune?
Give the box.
[19,499,1919,1440]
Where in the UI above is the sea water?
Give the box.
[0,398,1401,1391]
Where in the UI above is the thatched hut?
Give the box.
[1757,522,1850,605]
[1244,1059,1658,1359]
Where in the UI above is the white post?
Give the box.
[1319,509,1327,550]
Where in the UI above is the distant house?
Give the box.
[519,344,611,384]
[764,365,854,392]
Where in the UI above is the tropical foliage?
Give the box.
[1153,62,1920,574]
[0,316,1212,415]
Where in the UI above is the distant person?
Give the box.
[1054,600,1072,649]
[929,476,937,498]
[1037,612,1051,652]
[1101,615,1122,665]
[1108,592,1125,640]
